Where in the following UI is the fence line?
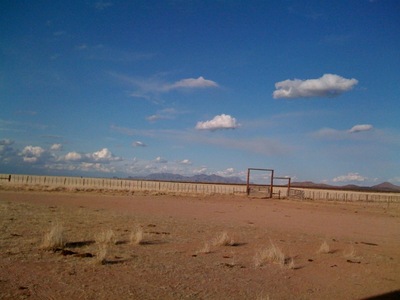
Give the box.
[0,174,399,202]
[0,174,246,195]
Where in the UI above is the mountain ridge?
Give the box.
[126,173,400,192]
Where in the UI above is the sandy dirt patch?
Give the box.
[0,190,399,299]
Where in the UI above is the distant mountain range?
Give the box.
[291,181,400,193]
[127,173,247,184]
[126,173,400,193]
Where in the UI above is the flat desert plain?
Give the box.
[0,189,399,299]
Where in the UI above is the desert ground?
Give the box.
[0,188,399,299]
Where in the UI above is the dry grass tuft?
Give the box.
[96,244,108,265]
[130,227,145,245]
[317,240,331,254]
[254,241,285,267]
[41,223,65,250]
[343,245,359,260]
[95,229,117,245]
[197,241,212,254]
[286,257,296,269]
[213,231,235,247]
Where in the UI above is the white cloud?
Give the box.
[90,148,119,162]
[333,172,367,183]
[21,146,46,163]
[21,146,45,157]
[133,141,146,147]
[216,167,237,177]
[63,148,121,163]
[168,76,218,90]
[273,74,358,99]
[195,114,240,131]
[348,124,373,133]
[64,151,82,161]
[179,159,192,165]
[155,156,167,163]
[50,143,62,151]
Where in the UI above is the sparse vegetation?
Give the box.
[254,241,285,267]
[197,241,212,254]
[317,240,331,254]
[95,229,116,245]
[130,226,145,245]
[343,245,359,260]
[286,257,295,269]
[41,223,65,250]
[213,231,235,247]
[96,244,108,265]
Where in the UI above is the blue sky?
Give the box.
[1,0,399,185]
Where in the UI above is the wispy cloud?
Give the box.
[112,73,219,102]
[111,124,293,156]
[195,114,239,131]
[77,44,154,63]
[313,124,374,139]
[146,108,185,122]
[273,74,358,99]
[95,1,113,10]
[133,141,147,147]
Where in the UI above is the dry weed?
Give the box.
[254,241,285,267]
[96,244,108,265]
[317,240,331,254]
[95,229,116,245]
[41,223,65,250]
[343,245,360,260]
[130,227,145,245]
[197,241,212,254]
[213,231,235,247]
[286,257,295,269]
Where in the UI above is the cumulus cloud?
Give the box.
[90,148,120,162]
[64,151,83,161]
[21,146,46,163]
[348,124,373,133]
[50,143,62,151]
[195,114,240,131]
[63,148,121,163]
[333,172,367,183]
[273,74,358,99]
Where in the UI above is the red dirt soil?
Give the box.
[0,190,399,299]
